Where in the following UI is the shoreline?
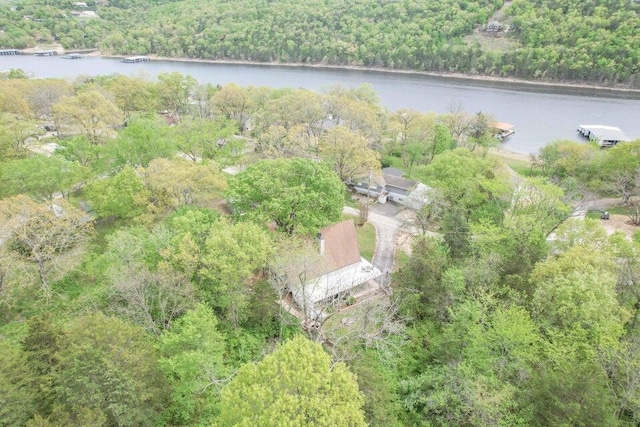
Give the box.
[101,53,640,98]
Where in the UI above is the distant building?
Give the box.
[71,10,99,18]
[485,21,503,32]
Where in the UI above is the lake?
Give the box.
[2,55,639,155]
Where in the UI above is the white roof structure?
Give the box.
[294,258,381,304]
[578,125,631,146]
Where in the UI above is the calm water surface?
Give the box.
[2,55,639,155]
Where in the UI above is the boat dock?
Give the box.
[122,56,149,63]
[493,122,515,140]
[34,50,58,56]
[62,53,83,59]
[0,49,21,56]
[577,125,631,147]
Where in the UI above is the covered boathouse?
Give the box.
[577,125,631,147]
[122,56,149,63]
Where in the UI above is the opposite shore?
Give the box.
[101,52,640,99]
[16,45,640,97]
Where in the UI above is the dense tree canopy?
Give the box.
[220,335,366,426]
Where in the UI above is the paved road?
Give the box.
[343,206,402,275]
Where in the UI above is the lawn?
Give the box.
[585,205,633,219]
[342,212,377,262]
[356,222,376,262]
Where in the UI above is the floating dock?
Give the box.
[33,50,58,56]
[62,53,83,59]
[121,56,149,63]
[577,125,631,147]
[493,122,515,140]
[0,49,21,56]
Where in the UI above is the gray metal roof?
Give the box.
[578,125,631,142]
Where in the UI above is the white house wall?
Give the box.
[290,258,382,319]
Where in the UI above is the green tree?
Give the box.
[395,236,456,321]
[428,122,454,162]
[442,206,472,260]
[226,158,344,234]
[104,75,158,116]
[319,125,380,182]
[0,343,36,427]
[530,246,625,344]
[171,116,237,161]
[423,148,508,216]
[156,72,197,118]
[52,90,123,145]
[85,166,148,221]
[158,303,228,425]
[467,111,497,152]
[599,141,640,205]
[522,340,618,427]
[0,115,42,160]
[21,314,64,417]
[0,197,92,295]
[139,158,227,209]
[105,115,175,169]
[1,155,85,200]
[56,136,104,169]
[533,139,597,180]
[219,335,366,426]
[211,83,250,128]
[200,219,272,328]
[52,313,168,427]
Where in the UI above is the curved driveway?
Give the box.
[343,206,402,275]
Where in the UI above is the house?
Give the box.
[353,167,431,209]
[383,174,417,204]
[288,220,382,321]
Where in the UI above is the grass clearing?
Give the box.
[341,212,377,262]
[586,205,632,219]
[356,222,376,262]
[464,33,520,53]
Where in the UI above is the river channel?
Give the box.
[2,55,639,155]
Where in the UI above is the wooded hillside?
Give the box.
[1,0,638,86]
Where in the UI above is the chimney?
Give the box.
[317,233,325,255]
